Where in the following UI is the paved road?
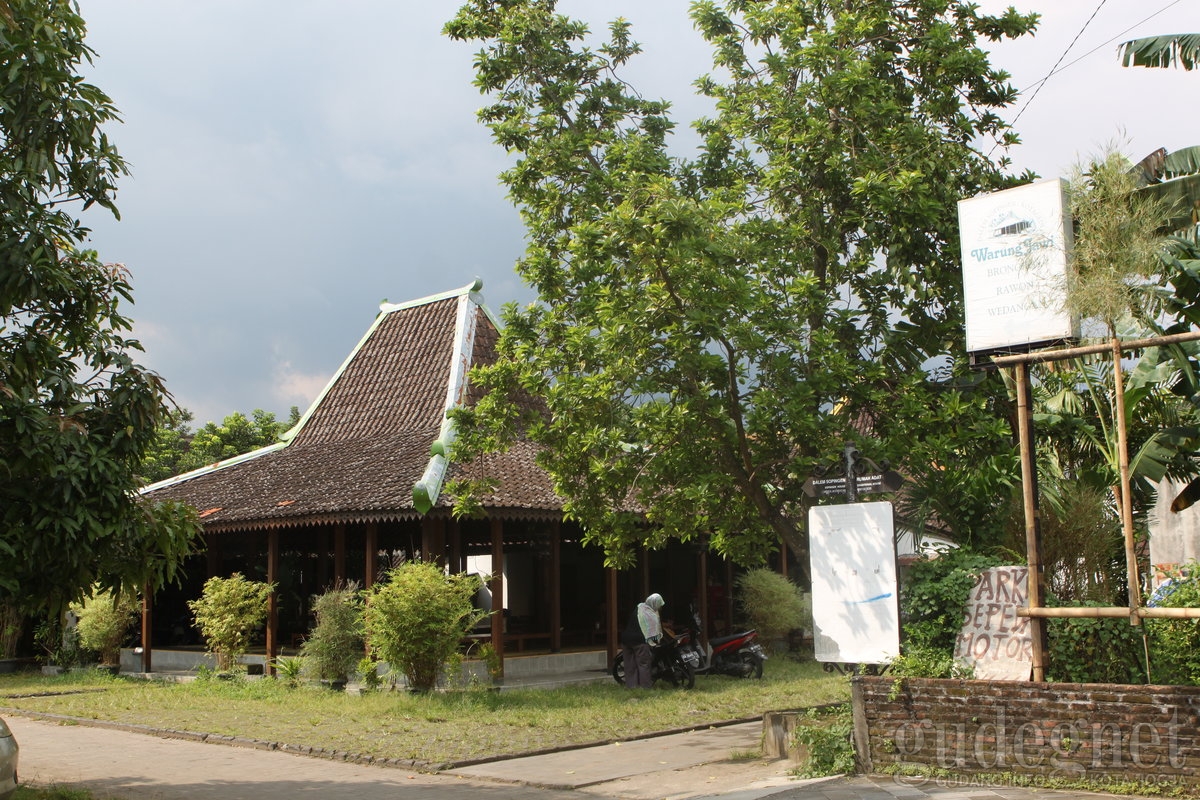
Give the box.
[6,715,1147,800]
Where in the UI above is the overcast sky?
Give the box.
[73,1,1198,426]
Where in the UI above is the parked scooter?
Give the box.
[611,629,696,689]
[677,609,767,679]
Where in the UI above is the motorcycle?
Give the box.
[611,629,696,689]
[677,610,767,679]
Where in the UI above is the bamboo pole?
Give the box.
[1112,336,1142,626]
[1014,363,1048,681]
[1019,606,1200,619]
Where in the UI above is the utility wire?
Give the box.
[1010,0,1185,124]
[1010,0,1110,127]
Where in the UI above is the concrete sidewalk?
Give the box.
[4,714,1150,800]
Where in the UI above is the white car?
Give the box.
[0,717,16,799]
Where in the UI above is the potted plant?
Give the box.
[33,614,80,675]
[300,583,363,690]
[187,573,273,674]
[73,588,140,672]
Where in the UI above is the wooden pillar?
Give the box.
[779,541,789,579]
[1015,362,1049,681]
[724,559,735,634]
[490,518,505,677]
[550,520,562,653]
[422,517,446,570]
[334,524,347,585]
[266,529,280,675]
[698,548,710,652]
[206,533,221,577]
[605,566,618,666]
[447,520,463,574]
[364,523,379,589]
[316,528,330,589]
[140,583,153,674]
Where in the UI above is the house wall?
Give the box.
[1152,478,1200,586]
[853,675,1200,788]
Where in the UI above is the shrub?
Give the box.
[791,704,855,777]
[273,655,305,687]
[73,588,140,666]
[900,547,1004,652]
[363,561,485,692]
[736,568,810,648]
[1146,566,1200,685]
[300,583,363,683]
[188,573,273,672]
[1046,603,1147,684]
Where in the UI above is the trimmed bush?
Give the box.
[736,568,810,648]
[73,588,140,666]
[188,573,273,672]
[363,561,485,692]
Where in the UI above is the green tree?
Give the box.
[141,406,300,483]
[0,0,200,616]
[445,0,1037,567]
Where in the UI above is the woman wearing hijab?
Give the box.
[620,593,664,689]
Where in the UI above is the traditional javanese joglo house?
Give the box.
[139,281,749,680]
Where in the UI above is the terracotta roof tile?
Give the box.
[142,287,566,528]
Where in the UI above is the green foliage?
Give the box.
[362,561,485,692]
[300,584,364,683]
[1066,150,1171,332]
[72,588,139,666]
[0,0,202,618]
[141,406,300,484]
[32,614,79,668]
[736,568,810,647]
[1045,606,1147,684]
[889,644,969,680]
[356,656,382,691]
[473,641,502,683]
[791,704,855,778]
[900,548,1005,652]
[273,655,305,688]
[1146,566,1200,685]
[187,574,273,672]
[444,0,1037,568]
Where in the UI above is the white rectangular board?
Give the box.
[809,502,900,664]
[953,566,1033,680]
[958,178,1076,354]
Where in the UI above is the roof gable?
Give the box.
[141,281,560,528]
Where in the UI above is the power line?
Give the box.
[1010,0,1110,127]
[1011,0,1185,123]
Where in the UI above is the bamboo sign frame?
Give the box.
[990,330,1200,681]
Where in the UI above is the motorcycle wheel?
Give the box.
[739,652,764,679]
[611,653,625,686]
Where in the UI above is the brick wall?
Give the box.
[853,676,1200,786]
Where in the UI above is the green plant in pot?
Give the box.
[188,573,273,673]
[73,588,140,669]
[300,583,364,688]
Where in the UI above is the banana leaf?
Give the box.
[1119,34,1200,70]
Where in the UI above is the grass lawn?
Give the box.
[0,657,848,766]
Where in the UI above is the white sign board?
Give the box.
[958,178,1076,353]
[809,502,899,664]
[953,566,1033,680]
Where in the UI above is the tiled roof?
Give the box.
[142,283,565,530]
